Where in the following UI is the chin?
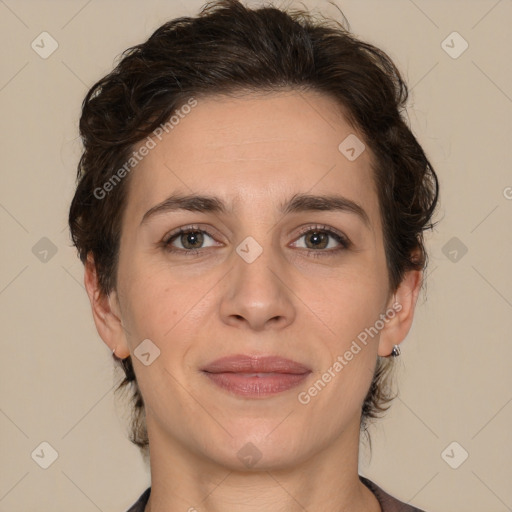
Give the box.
[201,426,315,472]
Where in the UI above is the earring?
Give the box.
[389,344,401,357]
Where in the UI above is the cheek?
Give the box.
[117,260,213,351]
[304,269,386,346]
[116,259,169,337]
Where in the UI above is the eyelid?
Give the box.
[294,224,349,243]
[163,224,220,243]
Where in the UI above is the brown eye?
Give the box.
[163,227,218,255]
[178,230,205,249]
[304,231,330,249]
[291,225,350,257]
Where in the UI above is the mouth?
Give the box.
[201,355,312,398]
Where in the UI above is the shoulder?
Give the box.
[359,475,428,512]
[125,487,151,512]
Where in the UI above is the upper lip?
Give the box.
[201,355,311,374]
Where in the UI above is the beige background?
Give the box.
[1,0,511,511]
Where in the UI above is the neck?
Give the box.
[143,416,381,512]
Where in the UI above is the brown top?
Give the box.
[126,476,427,511]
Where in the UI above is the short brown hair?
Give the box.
[68,0,439,456]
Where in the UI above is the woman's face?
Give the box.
[100,90,410,470]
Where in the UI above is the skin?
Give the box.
[85,90,422,512]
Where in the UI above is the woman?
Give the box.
[68,1,439,510]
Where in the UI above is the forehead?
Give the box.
[123,90,381,233]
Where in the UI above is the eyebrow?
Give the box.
[140,192,371,230]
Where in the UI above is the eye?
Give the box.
[161,223,351,258]
[162,225,219,255]
[291,224,350,257]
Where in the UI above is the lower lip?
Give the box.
[203,372,311,398]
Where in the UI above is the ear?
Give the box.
[83,253,131,359]
[377,265,423,357]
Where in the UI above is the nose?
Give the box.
[219,241,296,332]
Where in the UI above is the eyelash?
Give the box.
[161,224,351,258]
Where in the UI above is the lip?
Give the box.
[201,355,312,398]
[202,355,311,374]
